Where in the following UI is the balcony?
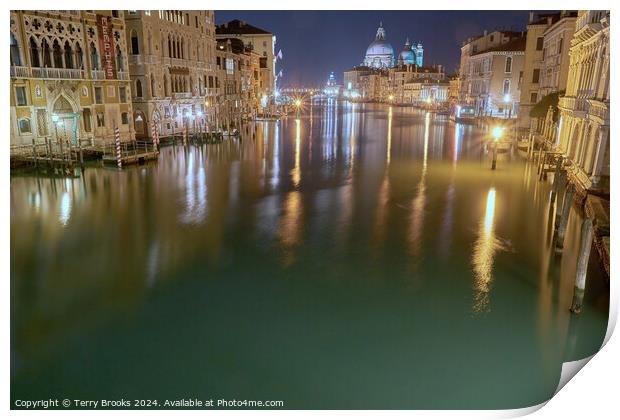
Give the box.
[11,66,86,80]
[173,92,192,99]
[587,100,609,124]
[91,70,130,81]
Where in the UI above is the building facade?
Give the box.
[10,10,134,145]
[216,20,276,96]
[517,12,563,130]
[123,10,216,139]
[458,30,523,107]
[538,12,578,98]
[463,37,526,117]
[556,10,610,193]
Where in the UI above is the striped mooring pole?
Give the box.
[114,126,122,169]
[183,125,188,146]
[151,121,160,150]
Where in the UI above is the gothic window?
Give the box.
[90,42,99,70]
[116,45,124,71]
[37,109,49,135]
[75,43,83,69]
[64,41,74,69]
[52,39,63,68]
[150,75,156,97]
[15,86,27,106]
[10,32,22,66]
[42,39,52,67]
[130,30,139,54]
[121,112,129,124]
[29,37,40,67]
[136,79,143,97]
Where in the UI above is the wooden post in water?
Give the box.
[67,139,73,168]
[114,126,122,169]
[31,138,39,170]
[550,156,564,201]
[78,140,84,167]
[555,171,568,227]
[555,184,575,250]
[491,144,497,170]
[570,218,593,314]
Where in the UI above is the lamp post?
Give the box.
[491,126,503,170]
[504,94,512,119]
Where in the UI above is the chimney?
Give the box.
[529,12,534,23]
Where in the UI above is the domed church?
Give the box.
[397,38,424,67]
[363,23,394,68]
[363,23,424,69]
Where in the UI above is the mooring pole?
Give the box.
[555,184,575,250]
[550,156,564,201]
[491,143,497,170]
[555,171,567,226]
[570,218,593,314]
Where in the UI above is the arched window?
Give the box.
[147,30,152,55]
[90,42,99,70]
[52,39,63,68]
[505,56,512,73]
[503,79,511,95]
[164,75,169,97]
[181,38,184,59]
[10,32,22,66]
[42,38,52,67]
[136,79,143,97]
[130,30,139,55]
[116,45,124,71]
[168,35,172,58]
[150,74,156,97]
[29,37,40,67]
[75,43,83,69]
[64,41,74,69]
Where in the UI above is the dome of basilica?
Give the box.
[398,38,415,65]
[363,23,394,68]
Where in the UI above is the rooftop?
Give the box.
[471,36,526,56]
[216,19,272,35]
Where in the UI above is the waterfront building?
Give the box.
[10,10,134,145]
[215,37,264,126]
[388,64,445,104]
[324,72,341,97]
[538,12,578,98]
[123,10,216,138]
[556,10,609,193]
[461,36,526,118]
[216,20,276,96]
[363,23,394,69]
[396,38,423,67]
[458,29,523,108]
[448,76,460,106]
[517,12,562,130]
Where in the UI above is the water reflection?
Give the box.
[10,103,608,409]
[472,187,498,313]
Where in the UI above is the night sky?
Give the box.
[216,10,530,87]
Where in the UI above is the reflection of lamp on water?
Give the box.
[491,126,503,170]
[294,99,302,117]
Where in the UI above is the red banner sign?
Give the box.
[97,14,117,80]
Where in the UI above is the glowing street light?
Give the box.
[491,126,503,170]
[388,94,394,102]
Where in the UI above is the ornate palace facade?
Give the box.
[556,10,610,193]
[10,10,134,145]
[124,10,217,138]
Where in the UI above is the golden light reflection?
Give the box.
[408,112,430,258]
[472,187,498,313]
[279,190,302,265]
[387,106,393,165]
[291,119,301,187]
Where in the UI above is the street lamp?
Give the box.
[503,94,512,119]
[388,94,394,103]
[294,99,302,118]
[491,126,503,170]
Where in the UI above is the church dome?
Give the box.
[398,38,415,64]
[364,22,394,68]
[366,39,394,56]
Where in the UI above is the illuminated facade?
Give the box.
[363,23,424,69]
[556,10,609,192]
[461,36,526,117]
[123,10,216,138]
[10,10,134,145]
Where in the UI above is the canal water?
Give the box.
[11,101,608,409]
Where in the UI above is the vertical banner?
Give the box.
[114,127,122,169]
[97,14,117,80]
